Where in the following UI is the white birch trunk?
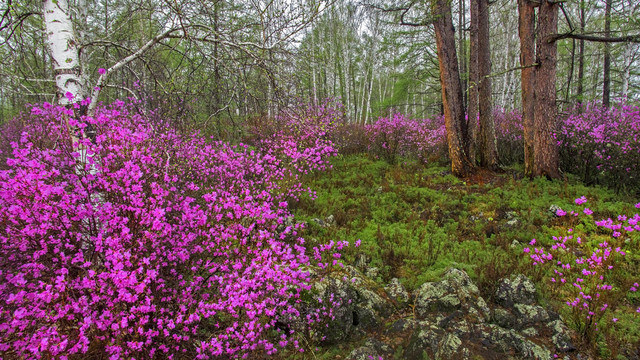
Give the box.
[311,30,318,104]
[43,0,86,105]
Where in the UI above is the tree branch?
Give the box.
[550,32,640,43]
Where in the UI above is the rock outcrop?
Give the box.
[333,269,584,360]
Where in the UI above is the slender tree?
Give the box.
[468,0,479,163]
[533,0,560,178]
[518,0,536,176]
[433,0,474,176]
[475,0,498,168]
[603,0,612,107]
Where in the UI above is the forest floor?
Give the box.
[284,154,640,359]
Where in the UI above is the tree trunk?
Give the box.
[518,0,536,176]
[621,42,633,98]
[602,0,612,107]
[566,39,575,106]
[576,0,585,103]
[459,0,467,108]
[43,0,86,106]
[433,0,474,177]
[468,0,479,163]
[533,0,560,178]
[476,0,498,168]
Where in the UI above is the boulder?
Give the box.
[512,304,550,328]
[309,266,394,344]
[495,274,537,307]
[385,278,409,305]
[548,320,575,353]
[482,324,551,360]
[414,268,490,322]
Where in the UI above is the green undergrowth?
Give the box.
[288,154,640,358]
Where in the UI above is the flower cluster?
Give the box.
[558,102,640,191]
[0,100,342,358]
[493,108,524,165]
[365,113,447,164]
[523,197,640,340]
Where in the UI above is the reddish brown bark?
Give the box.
[518,0,536,176]
[476,0,498,168]
[433,0,474,177]
[533,0,560,178]
[468,0,479,163]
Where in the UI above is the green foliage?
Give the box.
[289,154,640,358]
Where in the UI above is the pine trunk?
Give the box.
[477,0,498,168]
[468,0,479,163]
[533,0,560,178]
[518,0,536,176]
[433,0,474,177]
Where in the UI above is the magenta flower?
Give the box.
[98,68,106,75]
[575,196,587,205]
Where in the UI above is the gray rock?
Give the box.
[506,218,519,227]
[522,327,538,337]
[483,324,551,359]
[549,204,563,217]
[325,214,335,226]
[404,322,445,359]
[345,346,380,360]
[346,338,394,360]
[495,274,537,307]
[493,308,517,329]
[548,320,576,353]
[309,266,394,344]
[385,278,409,305]
[353,253,372,270]
[311,217,325,227]
[414,268,490,322]
[365,267,379,279]
[435,333,463,359]
[386,318,419,335]
[505,211,518,220]
[513,304,550,327]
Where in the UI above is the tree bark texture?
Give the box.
[476,0,498,168]
[43,0,86,106]
[468,0,479,163]
[433,0,473,177]
[518,0,536,176]
[533,0,560,178]
[603,0,611,107]
[576,0,585,104]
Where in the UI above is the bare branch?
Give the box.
[550,32,640,43]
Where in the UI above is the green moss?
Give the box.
[289,154,640,357]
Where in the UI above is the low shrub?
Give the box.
[523,196,640,343]
[558,102,640,192]
[365,113,447,164]
[0,100,343,359]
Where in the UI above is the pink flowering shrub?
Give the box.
[0,100,343,358]
[493,108,524,165]
[524,197,640,341]
[365,113,447,164]
[558,102,640,191]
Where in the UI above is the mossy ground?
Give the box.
[283,154,640,359]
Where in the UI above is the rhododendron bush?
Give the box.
[365,113,447,164]
[558,102,640,191]
[524,197,640,341]
[0,100,342,358]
